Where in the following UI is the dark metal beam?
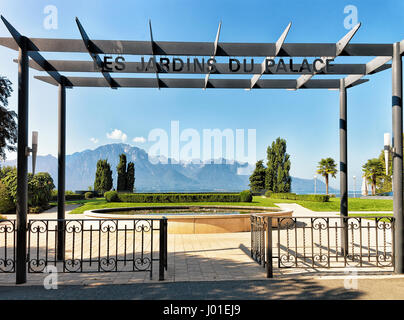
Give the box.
[15,41,28,285]
[0,37,394,56]
[57,84,66,262]
[34,76,369,89]
[75,17,117,89]
[339,79,349,256]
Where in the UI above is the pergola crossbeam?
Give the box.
[0,16,70,87]
[0,37,395,56]
[75,17,117,89]
[344,56,392,87]
[250,22,291,89]
[204,21,222,89]
[34,76,368,89]
[296,23,361,89]
[149,20,160,90]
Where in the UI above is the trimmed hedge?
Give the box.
[84,192,94,199]
[51,193,85,201]
[266,192,329,202]
[105,192,242,203]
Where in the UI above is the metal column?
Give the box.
[16,39,28,284]
[339,79,349,255]
[392,42,403,274]
[57,83,66,261]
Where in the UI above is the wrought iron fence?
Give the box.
[0,218,168,280]
[251,215,395,278]
[0,219,15,273]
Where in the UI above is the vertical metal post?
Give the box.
[266,217,273,278]
[159,217,167,281]
[57,83,66,261]
[340,79,349,256]
[16,39,28,284]
[392,42,403,274]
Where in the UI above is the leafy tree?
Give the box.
[0,76,17,161]
[126,162,135,193]
[362,158,384,196]
[249,160,266,192]
[376,133,404,193]
[265,137,291,193]
[2,167,54,208]
[28,172,55,207]
[117,154,127,191]
[94,159,113,194]
[0,165,14,180]
[316,158,337,195]
[0,180,14,213]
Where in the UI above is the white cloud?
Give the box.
[133,136,146,143]
[90,137,99,144]
[106,129,127,142]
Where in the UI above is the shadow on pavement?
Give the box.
[0,278,363,300]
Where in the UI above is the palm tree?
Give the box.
[316,158,338,195]
[362,158,384,196]
[0,76,17,161]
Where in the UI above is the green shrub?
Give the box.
[239,190,253,202]
[108,193,241,203]
[29,206,45,214]
[0,181,15,214]
[265,191,272,198]
[84,192,94,199]
[105,191,120,202]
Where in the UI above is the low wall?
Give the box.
[84,206,294,234]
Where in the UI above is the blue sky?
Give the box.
[1,0,403,189]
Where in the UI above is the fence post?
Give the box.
[159,217,167,281]
[266,217,273,278]
[164,217,168,270]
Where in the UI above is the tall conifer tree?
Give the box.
[265,137,291,193]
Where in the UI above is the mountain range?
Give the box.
[2,143,337,194]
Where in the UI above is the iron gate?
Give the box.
[0,218,168,280]
[251,215,395,278]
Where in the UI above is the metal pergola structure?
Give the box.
[0,15,403,284]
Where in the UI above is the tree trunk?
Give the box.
[372,176,377,196]
[325,174,329,195]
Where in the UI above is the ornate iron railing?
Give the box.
[251,215,395,277]
[0,219,15,273]
[0,218,168,280]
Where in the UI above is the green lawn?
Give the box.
[68,196,393,214]
[285,197,393,212]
